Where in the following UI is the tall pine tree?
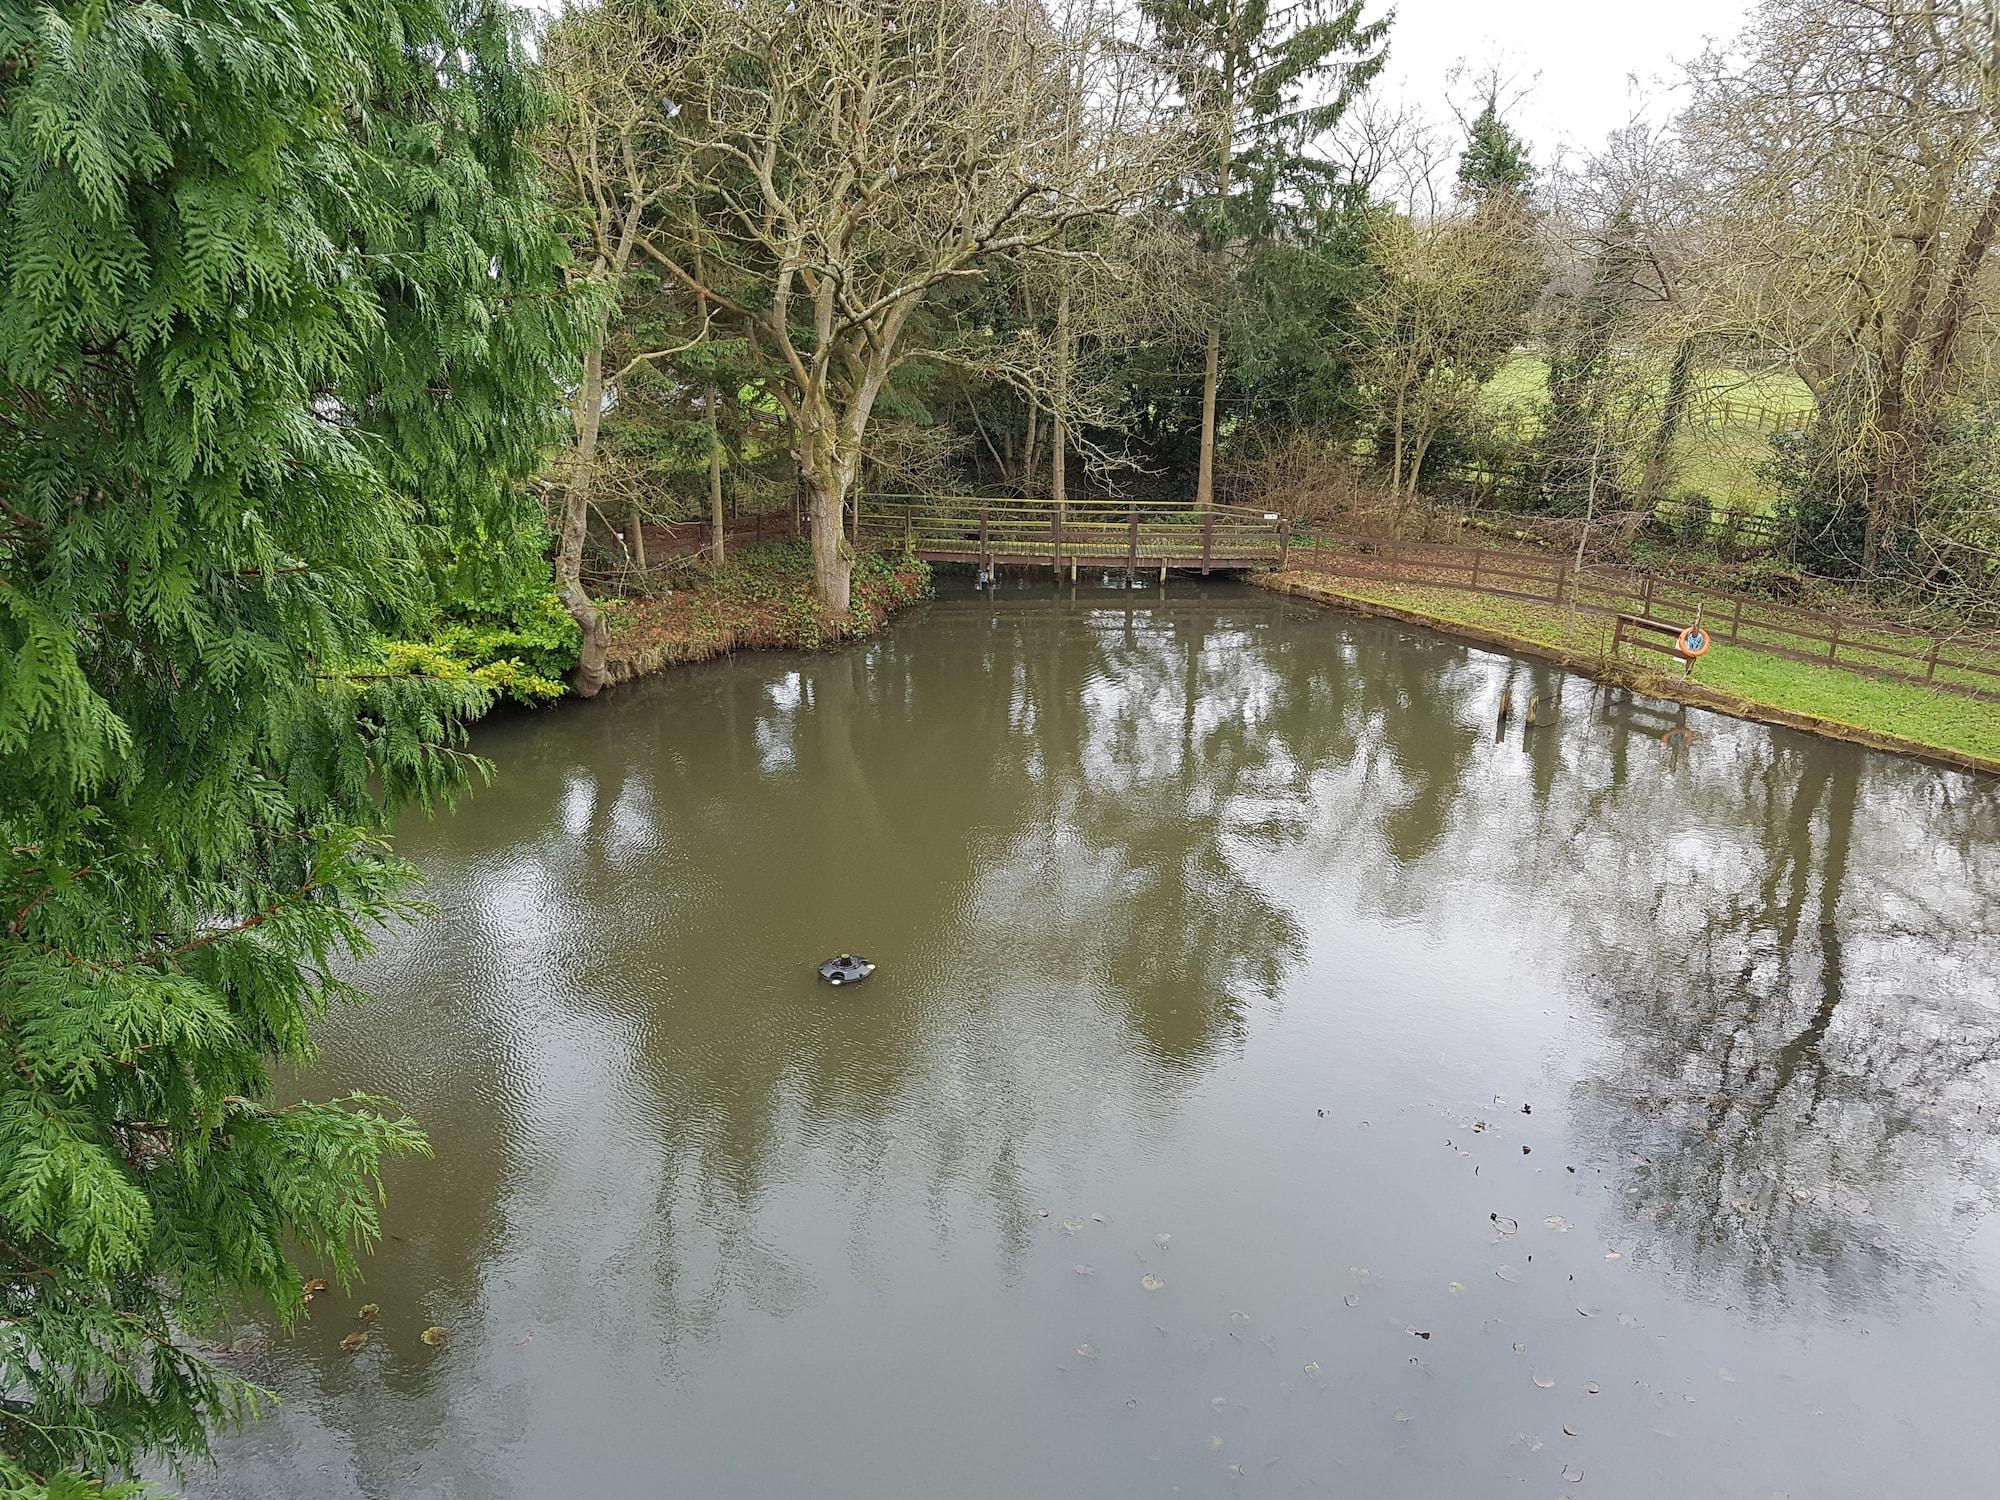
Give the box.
[1140,0,1388,506]
[0,1,576,1491]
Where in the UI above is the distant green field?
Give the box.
[1481,355,1815,514]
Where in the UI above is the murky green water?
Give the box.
[189,577,2000,1499]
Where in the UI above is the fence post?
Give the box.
[1925,636,1941,681]
[1640,573,1654,616]
[1470,550,1481,590]
[1313,529,1323,573]
[1827,618,1841,664]
[1277,518,1290,570]
[1556,560,1568,606]
[1730,596,1742,641]
[903,499,912,555]
[1201,506,1215,575]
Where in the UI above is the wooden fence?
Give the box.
[1291,530,2000,703]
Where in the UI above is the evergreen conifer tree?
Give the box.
[0,1,576,1490]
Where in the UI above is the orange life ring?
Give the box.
[1675,624,1712,658]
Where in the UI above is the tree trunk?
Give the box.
[1196,323,1220,509]
[800,424,854,621]
[556,334,611,697]
[707,380,725,565]
[1196,53,1237,512]
[1638,334,1697,504]
[630,504,646,572]
[1052,281,1071,506]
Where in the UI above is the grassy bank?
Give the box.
[1482,356,1814,514]
[1260,569,2000,774]
[600,542,930,685]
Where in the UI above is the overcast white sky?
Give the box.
[1368,0,1753,160]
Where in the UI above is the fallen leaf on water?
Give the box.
[1448,1281,1465,1295]
[1496,1265,1521,1283]
[1512,1342,1525,1354]
[1061,1218,1084,1233]
[1563,1425,1580,1437]
[302,1278,328,1300]
[357,1304,378,1321]
[1394,1409,1411,1423]
[1090,1213,1105,1223]
[1073,1264,1095,1277]
[420,1326,447,1347]
[1544,1216,1570,1232]
[1208,1436,1224,1452]
[1124,1396,1138,1409]
[1342,1294,1360,1308]
[1076,1343,1097,1359]
[1731,1198,1754,1214]
[1141,1274,1165,1292]
[1576,1306,1599,1317]
[1303,1361,1321,1376]
[1604,1251,1623,1261]
[1211,1395,1228,1410]
[1584,1381,1601,1394]
[516,1334,532,1345]
[1533,1374,1556,1389]
[1617,1314,1638,1328]
[1229,1310,1252,1327]
[1491,1214,1519,1236]
[1564,1465,1585,1482]
[1153,1233,1172,1249]
[339,1332,368,1352]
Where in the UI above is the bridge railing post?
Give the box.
[1201,506,1215,575]
[1127,503,1139,573]
[1052,498,1063,574]
[980,502,989,569]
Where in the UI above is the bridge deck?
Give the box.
[857,496,1289,573]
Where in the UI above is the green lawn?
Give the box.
[1279,571,2000,768]
[1481,355,1815,515]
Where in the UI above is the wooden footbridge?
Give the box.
[856,495,1291,575]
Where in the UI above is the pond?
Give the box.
[189,577,2000,1499]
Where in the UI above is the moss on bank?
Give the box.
[599,543,930,685]
[1259,569,2000,775]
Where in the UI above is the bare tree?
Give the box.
[541,3,706,693]
[1680,0,2000,572]
[633,0,1184,618]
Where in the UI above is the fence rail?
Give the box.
[1292,530,2000,702]
[857,494,1288,574]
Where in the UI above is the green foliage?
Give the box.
[0,0,576,1490]
[1457,100,1536,197]
[1141,0,1388,249]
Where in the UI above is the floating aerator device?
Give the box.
[818,953,875,987]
